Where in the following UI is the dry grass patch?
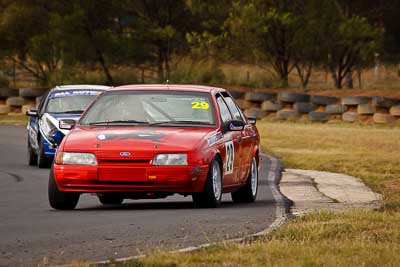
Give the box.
[0,114,28,125]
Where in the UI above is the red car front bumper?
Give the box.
[53,164,209,193]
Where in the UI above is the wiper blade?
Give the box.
[150,120,213,126]
[52,110,84,114]
[88,120,149,125]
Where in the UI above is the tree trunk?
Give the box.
[157,47,164,83]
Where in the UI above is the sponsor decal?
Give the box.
[49,90,102,99]
[224,140,234,174]
[207,132,223,146]
[96,131,166,142]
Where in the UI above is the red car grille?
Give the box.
[98,167,147,181]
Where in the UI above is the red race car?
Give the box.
[49,85,260,209]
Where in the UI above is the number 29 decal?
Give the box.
[225,141,234,174]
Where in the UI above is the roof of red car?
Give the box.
[110,84,224,93]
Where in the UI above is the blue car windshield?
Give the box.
[46,90,102,113]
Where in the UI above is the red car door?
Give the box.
[216,94,242,186]
[222,93,252,182]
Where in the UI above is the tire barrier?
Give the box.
[19,88,48,98]
[372,96,400,108]
[326,104,347,114]
[310,95,338,106]
[0,104,11,115]
[277,109,300,120]
[6,97,25,107]
[0,88,19,98]
[390,105,400,116]
[293,102,315,114]
[373,113,396,124]
[0,87,399,125]
[309,111,330,122]
[342,112,359,122]
[278,92,310,103]
[244,92,276,102]
[357,104,375,115]
[261,101,282,111]
[341,96,371,105]
[244,108,267,119]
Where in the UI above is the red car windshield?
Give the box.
[80,90,216,126]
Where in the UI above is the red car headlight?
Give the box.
[152,154,188,166]
[55,152,98,166]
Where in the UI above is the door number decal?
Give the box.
[225,141,234,174]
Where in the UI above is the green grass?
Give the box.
[0,114,29,125]
[86,121,400,267]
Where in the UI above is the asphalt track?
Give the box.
[0,125,280,266]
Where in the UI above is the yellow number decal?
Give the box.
[192,101,209,110]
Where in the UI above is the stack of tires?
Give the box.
[0,88,19,115]
[244,92,276,118]
[0,88,47,115]
[341,96,371,123]
[309,95,339,122]
[276,92,310,120]
[19,88,47,113]
[372,96,400,124]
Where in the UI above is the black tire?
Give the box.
[373,113,396,124]
[0,88,19,98]
[357,104,375,115]
[48,168,79,210]
[38,137,52,168]
[192,158,222,208]
[0,104,11,115]
[309,111,330,122]
[6,96,25,107]
[342,112,359,122]
[98,194,124,205]
[245,92,276,102]
[341,96,371,106]
[310,95,338,106]
[390,105,400,116]
[261,101,282,111]
[326,104,347,114]
[278,92,310,103]
[19,88,48,98]
[27,139,38,166]
[293,102,315,114]
[231,156,258,203]
[372,96,400,108]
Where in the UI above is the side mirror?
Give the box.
[59,119,76,130]
[247,116,256,125]
[26,109,38,117]
[229,120,245,131]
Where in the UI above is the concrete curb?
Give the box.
[280,168,382,216]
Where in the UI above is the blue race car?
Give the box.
[26,85,110,168]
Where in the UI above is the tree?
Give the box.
[321,1,382,89]
[124,0,192,82]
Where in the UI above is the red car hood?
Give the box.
[63,126,217,157]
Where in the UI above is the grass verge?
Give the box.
[93,121,400,267]
[0,114,28,125]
